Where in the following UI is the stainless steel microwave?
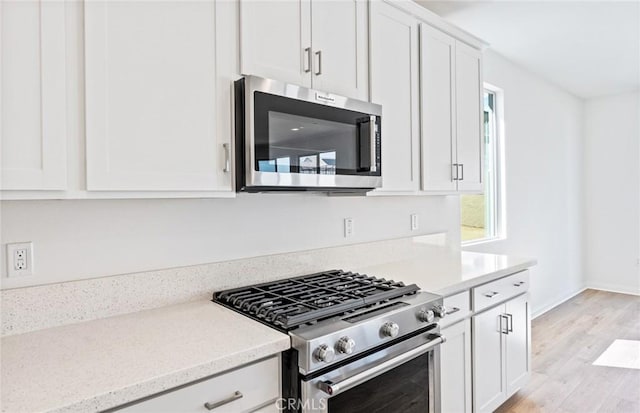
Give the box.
[234,76,382,192]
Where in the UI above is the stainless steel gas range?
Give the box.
[213,270,446,413]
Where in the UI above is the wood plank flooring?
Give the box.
[496,289,640,413]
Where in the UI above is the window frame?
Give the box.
[461,83,506,246]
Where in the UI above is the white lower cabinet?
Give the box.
[472,293,530,413]
[116,357,280,413]
[440,318,472,413]
[505,294,531,395]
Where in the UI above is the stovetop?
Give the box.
[212,269,420,331]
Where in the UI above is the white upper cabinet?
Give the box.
[370,1,420,193]
[240,0,368,100]
[310,0,368,100]
[420,24,483,194]
[419,24,456,192]
[240,0,312,88]
[84,1,231,191]
[455,41,483,192]
[1,1,67,190]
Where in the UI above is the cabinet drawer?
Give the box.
[442,291,471,327]
[473,270,530,312]
[118,357,280,413]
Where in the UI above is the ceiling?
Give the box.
[417,0,640,99]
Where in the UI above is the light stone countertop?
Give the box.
[354,248,537,297]
[0,301,290,413]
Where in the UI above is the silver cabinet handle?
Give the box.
[500,314,509,335]
[445,306,460,315]
[452,163,459,181]
[204,391,243,411]
[304,47,312,73]
[458,163,464,181]
[315,50,322,75]
[506,313,513,332]
[317,334,445,397]
[484,291,499,298]
[222,143,230,173]
[513,281,526,287]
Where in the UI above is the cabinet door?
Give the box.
[419,24,456,192]
[240,0,311,88]
[1,1,66,190]
[85,1,230,191]
[505,293,530,396]
[441,319,472,413]
[454,41,483,192]
[311,0,368,100]
[473,304,507,413]
[370,1,420,193]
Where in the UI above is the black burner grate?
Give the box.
[213,270,419,330]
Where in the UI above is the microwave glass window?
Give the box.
[252,90,379,177]
[262,111,356,175]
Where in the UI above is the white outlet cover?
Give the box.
[6,242,34,277]
[344,218,354,238]
[411,214,419,231]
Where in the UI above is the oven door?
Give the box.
[299,332,444,413]
[238,76,382,191]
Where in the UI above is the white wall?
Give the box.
[0,195,459,289]
[583,91,640,294]
[464,50,585,316]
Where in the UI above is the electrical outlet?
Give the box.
[344,218,354,238]
[410,214,419,231]
[7,242,34,277]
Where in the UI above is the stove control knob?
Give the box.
[380,321,400,338]
[418,309,435,323]
[314,344,335,363]
[336,336,356,355]
[433,304,447,318]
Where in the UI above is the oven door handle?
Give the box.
[317,334,445,397]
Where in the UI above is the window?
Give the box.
[461,87,503,243]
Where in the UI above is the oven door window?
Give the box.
[327,352,430,413]
[253,92,380,176]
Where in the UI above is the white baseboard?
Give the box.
[532,287,587,319]
[586,283,640,296]
[533,285,640,320]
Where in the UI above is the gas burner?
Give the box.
[213,269,419,330]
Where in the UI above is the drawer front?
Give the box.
[442,291,471,327]
[473,270,530,312]
[117,356,280,413]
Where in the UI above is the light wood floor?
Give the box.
[496,289,640,413]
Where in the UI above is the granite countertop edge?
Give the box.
[434,257,538,296]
